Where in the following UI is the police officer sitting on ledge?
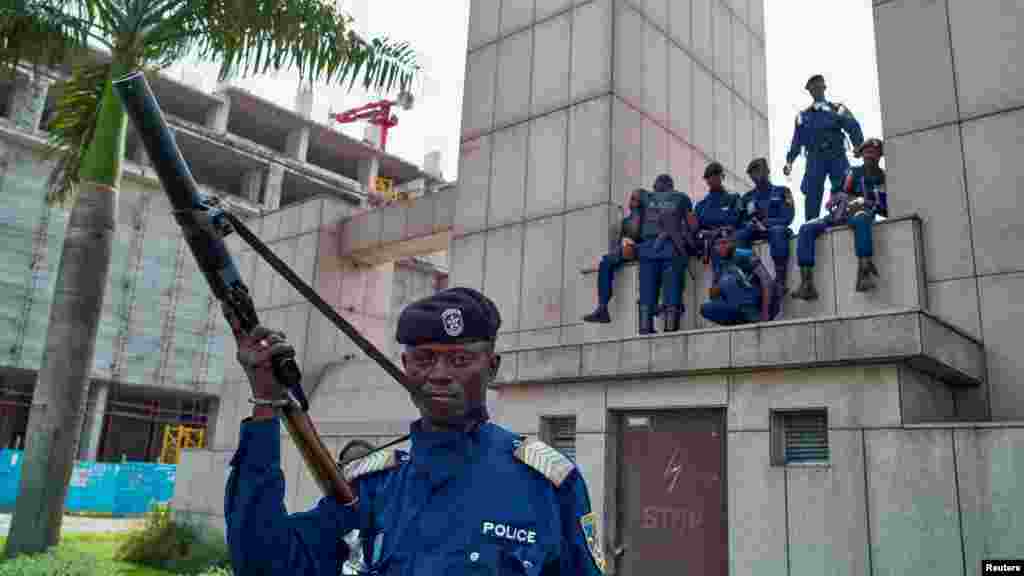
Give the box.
[583,188,645,324]
[224,287,608,576]
[695,161,744,284]
[791,138,886,300]
[737,158,795,295]
[700,229,779,326]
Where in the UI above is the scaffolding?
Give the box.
[0,144,229,392]
[159,424,205,465]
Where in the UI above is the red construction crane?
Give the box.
[328,92,414,152]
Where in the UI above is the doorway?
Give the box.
[615,409,727,575]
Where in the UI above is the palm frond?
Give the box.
[171,0,419,95]
[43,61,109,207]
[0,0,101,78]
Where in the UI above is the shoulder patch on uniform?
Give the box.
[342,449,403,482]
[513,439,576,488]
[580,512,607,574]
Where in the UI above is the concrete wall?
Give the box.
[488,366,1024,576]
[173,369,1024,576]
[873,0,1024,420]
[454,0,769,353]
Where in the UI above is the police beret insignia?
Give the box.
[513,439,575,487]
[342,449,403,482]
[440,308,464,337]
[580,513,607,574]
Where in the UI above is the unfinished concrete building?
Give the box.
[0,61,451,464]
[168,0,1021,573]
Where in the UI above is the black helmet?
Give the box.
[703,162,724,179]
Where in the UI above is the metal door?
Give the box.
[615,409,727,575]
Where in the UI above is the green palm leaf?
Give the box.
[42,61,109,207]
[172,0,419,95]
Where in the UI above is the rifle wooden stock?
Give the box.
[113,71,354,504]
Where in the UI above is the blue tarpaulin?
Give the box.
[0,449,177,516]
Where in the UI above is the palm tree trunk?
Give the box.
[4,59,130,559]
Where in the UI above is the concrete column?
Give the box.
[357,156,380,195]
[206,94,231,133]
[242,167,265,203]
[424,150,443,179]
[8,72,50,132]
[295,85,314,119]
[363,124,382,149]
[80,381,109,461]
[265,164,284,210]
[285,126,310,162]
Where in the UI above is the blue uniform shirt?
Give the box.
[844,165,886,215]
[785,101,864,164]
[740,184,795,229]
[225,418,607,576]
[638,190,692,241]
[695,189,742,230]
[718,248,761,308]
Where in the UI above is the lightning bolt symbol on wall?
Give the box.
[664,448,683,493]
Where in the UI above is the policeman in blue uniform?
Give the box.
[737,158,795,295]
[583,189,645,324]
[694,162,743,284]
[636,174,697,334]
[700,230,779,325]
[791,138,886,300]
[783,74,864,220]
[224,287,608,576]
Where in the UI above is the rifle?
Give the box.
[113,71,413,504]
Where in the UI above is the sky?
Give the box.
[165,0,881,225]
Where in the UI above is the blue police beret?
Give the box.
[703,162,724,179]
[653,174,674,192]
[746,157,768,174]
[396,287,502,345]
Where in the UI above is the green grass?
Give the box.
[0,533,178,576]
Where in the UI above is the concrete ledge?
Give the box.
[490,308,984,388]
[339,187,457,265]
[577,215,926,339]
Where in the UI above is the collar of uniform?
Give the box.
[409,409,488,453]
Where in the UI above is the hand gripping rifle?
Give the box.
[113,71,414,505]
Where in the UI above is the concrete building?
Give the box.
[171,0,1023,574]
[0,59,450,464]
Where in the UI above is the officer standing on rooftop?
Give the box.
[783,74,864,220]
[224,287,608,576]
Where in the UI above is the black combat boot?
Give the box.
[638,305,656,335]
[792,267,819,301]
[662,305,683,332]
[856,258,877,292]
[583,306,611,323]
